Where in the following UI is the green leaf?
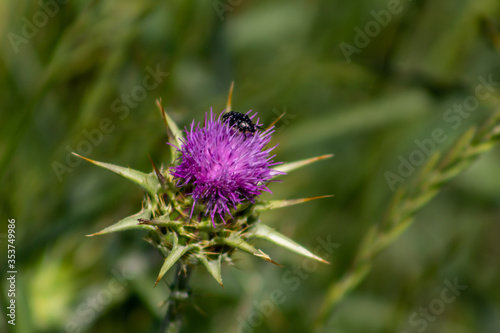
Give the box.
[216,234,281,266]
[73,153,160,200]
[155,244,195,287]
[250,223,330,263]
[272,154,333,176]
[87,207,154,236]
[255,195,333,211]
[196,254,223,287]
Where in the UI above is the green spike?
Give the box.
[224,81,234,113]
[148,155,168,187]
[87,207,154,236]
[272,154,333,177]
[216,234,281,266]
[255,195,333,211]
[73,153,160,201]
[196,254,223,287]
[157,98,184,163]
[216,233,257,254]
[155,244,196,287]
[250,223,330,264]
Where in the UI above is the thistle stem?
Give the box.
[160,263,192,333]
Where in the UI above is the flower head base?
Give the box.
[171,109,283,226]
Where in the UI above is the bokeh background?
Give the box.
[2,0,500,332]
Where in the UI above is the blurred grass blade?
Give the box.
[197,254,223,287]
[439,127,476,169]
[87,207,154,236]
[255,195,333,211]
[282,89,432,149]
[73,153,160,200]
[155,245,194,287]
[272,154,333,176]
[251,223,329,263]
[314,109,500,329]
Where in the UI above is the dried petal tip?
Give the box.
[171,110,284,226]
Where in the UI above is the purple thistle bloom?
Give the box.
[171,109,284,227]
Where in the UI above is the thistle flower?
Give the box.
[74,87,332,332]
[171,110,283,226]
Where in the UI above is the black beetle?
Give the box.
[222,111,262,134]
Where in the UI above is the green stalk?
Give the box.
[160,263,192,333]
[314,111,500,329]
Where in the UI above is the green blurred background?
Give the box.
[1,0,500,332]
